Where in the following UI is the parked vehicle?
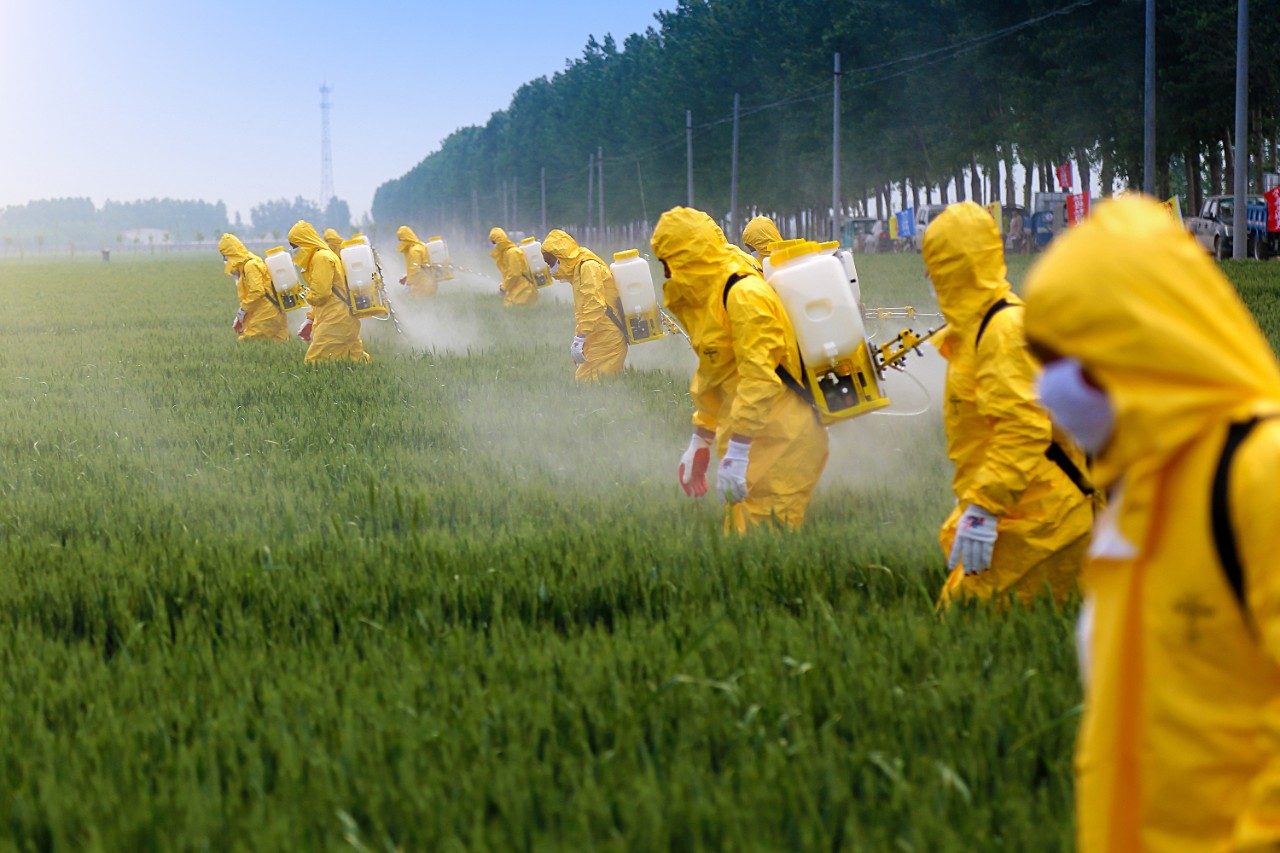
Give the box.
[1186,194,1269,259]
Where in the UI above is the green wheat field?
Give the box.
[0,251,1275,849]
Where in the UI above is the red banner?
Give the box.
[1268,186,1280,233]
[1066,192,1090,226]
[1055,161,1074,190]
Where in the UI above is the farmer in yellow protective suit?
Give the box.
[541,229,626,380]
[741,216,784,258]
[323,228,344,255]
[396,226,438,297]
[218,234,288,342]
[1024,195,1280,853]
[653,206,829,534]
[924,201,1092,606]
[489,227,537,307]
[288,220,371,364]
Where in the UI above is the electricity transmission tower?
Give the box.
[320,84,334,206]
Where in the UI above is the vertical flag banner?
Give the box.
[985,202,1003,234]
[1267,186,1280,233]
[1055,161,1074,190]
[895,209,917,239]
[888,215,899,240]
[1066,193,1090,226]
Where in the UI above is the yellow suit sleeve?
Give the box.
[574,259,610,338]
[724,280,788,438]
[966,311,1054,515]
[690,366,723,433]
[502,247,526,293]
[1230,426,1280,849]
[306,255,337,306]
[240,262,272,310]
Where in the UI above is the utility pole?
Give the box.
[686,110,694,207]
[729,93,740,240]
[319,84,334,206]
[832,53,842,241]
[597,146,605,232]
[1232,0,1248,259]
[1143,0,1156,195]
[540,167,547,235]
[587,152,595,227]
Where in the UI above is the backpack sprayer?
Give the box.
[264,247,309,311]
[340,237,406,337]
[760,240,942,425]
[608,248,689,344]
[519,237,556,288]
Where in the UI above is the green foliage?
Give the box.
[373,0,1280,232]
[0,252,1274,847]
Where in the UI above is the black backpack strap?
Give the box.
[1045,441,1095,497]
[1212,417,1266,618]
[975,298,1015,349]
[604,299,627,336]
[722,274,817,411]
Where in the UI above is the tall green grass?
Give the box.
[0,251,1270,849]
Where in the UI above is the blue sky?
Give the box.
[0,0,674,221]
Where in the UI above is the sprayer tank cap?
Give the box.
[340,238,367,248]
[817,240,840,252]
[519,236,536,245]
[613,249,640,261]
[266,246,287,257]
[771,240,824,267]
[427,235,443,242]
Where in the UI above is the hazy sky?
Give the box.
[0,0,674,221]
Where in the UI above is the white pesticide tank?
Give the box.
[339,240,376,291]
[768,242,867,366]
[520,237,553,287]
[424,235,450,269]
[610,250,658,317]
[818,240,862,303]
[265,247,300,293]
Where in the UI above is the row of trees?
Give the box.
[373,0,1280,234]
[0,196,355,247]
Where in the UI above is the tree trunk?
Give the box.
[1100,153,1115,198]
[1004,148,1016,209]
[925,182,934,205]
[1224,130,1235,193]
[1184,148,1199,214]
[1024,161,1035,209]
[941,177,951,204]
[1210,140,1223,196]
[1042,160,1052,193]
[970,156,982,203]
[911,179,921,210]
[954,169,966,202]
[1077,151,1091,203]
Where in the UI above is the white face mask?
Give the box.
[1037,358,1115,455]
[548,259,560,275]
[232,273,241,283]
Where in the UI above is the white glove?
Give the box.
[570,335,587,365]
[716,438,751,504]
[678,430,714,497]
[232,308,247,333]
[948,504,999,575]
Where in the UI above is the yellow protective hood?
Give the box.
[397,225,425,254]
[652,206,757,313]
[741,216,783,256]
[1025,194,1280,488]
[922,201,1011,329]
[218,233,253,276]
[323,228,343,254]
[287,220,329,270]
[489,226,514,261]
[543,229,604,279]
